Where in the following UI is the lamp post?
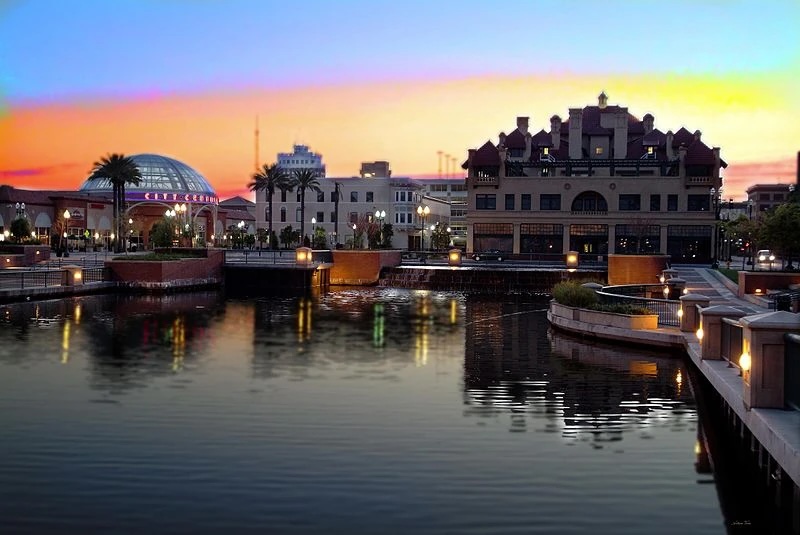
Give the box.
[311,217,316,247]
[62,209,70,254]
[237,220,245,249]
[416,205,430,251]
[352,223,357,249]
[15,202,26,219]
[374,209,385,247]
[710,187,721,268]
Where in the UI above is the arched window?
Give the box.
[280,207,286,223]
[571,191,608,212]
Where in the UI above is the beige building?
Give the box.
[464,92,726,264]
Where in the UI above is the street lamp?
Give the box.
[374,210,385,247]
[15,202,26,218]
[710,187,721,268]
[416,205,430,251]
[352,223,357,249]
[62,209,71,253]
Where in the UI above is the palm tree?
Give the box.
[248,163,288,248]
[290,168,321,240]
[89,153,142,253]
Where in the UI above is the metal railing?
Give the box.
[82,267,111,283]
[720,318,743,369]
[0,269,66,290]
[596,284,681,326]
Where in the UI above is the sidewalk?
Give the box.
[672,264,772,313]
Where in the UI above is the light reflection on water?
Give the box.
[0,289,732,534]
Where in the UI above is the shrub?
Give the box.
[552,281,598,308]
[589,303,653,315]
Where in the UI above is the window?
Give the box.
[540,194,561,211]
[331,191,337,202]
[667,194,678,211]
[618,194,641,211]
[317,191,324,202]
[509,148,524,158]
[521,194,532,210]
[647,146,654,155]
[505,194,515,210]
[571,192,607,212]
[295,207,302,222]
[330,212,335,223]
[476,194,496,210]
[366,191,374,202]
[595,147,603,155]
[650,194,661,211]
[400,191,406,202]
[315,211,324,223]
[543,147,549,155]
[280,207,286,222]
[399,212,406,223]
[281,190,287,202]
[265,207,271,221]
[687,195,710,212]
[350,191,358,202]
[349,212,358,224]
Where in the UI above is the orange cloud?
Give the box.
[1,72,796,201]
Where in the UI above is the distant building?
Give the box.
[463,92,727,263]
[745,184,794,218]
[256,152,448,249]
[277,144,326,177]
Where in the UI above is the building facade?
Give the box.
[464,92,726,263]
[276,144,326,178]
[255,156,449,249]
[746,184,795,218]
[417,178,468,248]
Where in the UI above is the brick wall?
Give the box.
[608,254,670,286]
[737,271,800,296]
[330,251,402,285]
[107,250,224,285]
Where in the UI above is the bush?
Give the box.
[589,303,653,315]
[552,281,598,308]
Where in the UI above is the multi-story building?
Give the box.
[418,178,468,248]
[463,92,726,263]
[276,144,326,177]
[256,156,449,249]
[746,184,795,218]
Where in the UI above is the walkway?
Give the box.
[674,264,771,313]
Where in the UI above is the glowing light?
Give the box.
[696,327,704,341]
[565,252,579,268]
[675,370,682,385]
[739,351,751,372]
[677,308,684,319]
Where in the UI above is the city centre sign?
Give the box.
[127,192,219,205]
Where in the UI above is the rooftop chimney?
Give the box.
[516,117,529,135]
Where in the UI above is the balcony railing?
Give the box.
[596,284,681,326]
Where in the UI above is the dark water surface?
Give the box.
[0,289,736,534]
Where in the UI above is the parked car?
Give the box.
[472,249,503,261]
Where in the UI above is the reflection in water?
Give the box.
[0,289,774,534]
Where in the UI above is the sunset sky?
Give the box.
[1,0,798,200]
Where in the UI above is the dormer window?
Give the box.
[543,147,549,155]
[595,147,603,155]
[647,146,654,155]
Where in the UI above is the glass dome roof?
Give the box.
[78,153,216,198]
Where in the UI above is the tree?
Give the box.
[289,168,321,240]
[279,225,299,249]
[256,228,269,249]
[150,218,176,248]
[88,154,142,253]
[248,163,288,249]
[430,224,452,251]
[10,217,31,243]
[312,226,327,249]
[380,223,394,249]
[760,203,800,269]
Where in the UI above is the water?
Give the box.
[0,289,740,534]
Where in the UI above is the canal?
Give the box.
[0,289,770,533]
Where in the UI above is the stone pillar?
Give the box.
[698,305,748,360]
[740,311,800,409]
[665,277,686,300]
[679,294,710,333]
[662,268,679,280]
[63,265,83,286]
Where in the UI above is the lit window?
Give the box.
[647,146,654,154]
[543,147,549,155]
[595,147,603,155]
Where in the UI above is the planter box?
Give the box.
[550,301,658,330]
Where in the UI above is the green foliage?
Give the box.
[551,281,598,308]
[244,234,256,248]
[381,223,394,248]
[115,253,197,261]
[150,218,176,248]
[430,224,451,251]
[312,226,327,249]
[280,225,299,249]
[10,217,32,243]
[717,267,739,283]
[589,303,653,315]
[759,202,800,262]
[256,228,269,248]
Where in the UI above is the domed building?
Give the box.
[76,153,221,249]
[0,153,253,253]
